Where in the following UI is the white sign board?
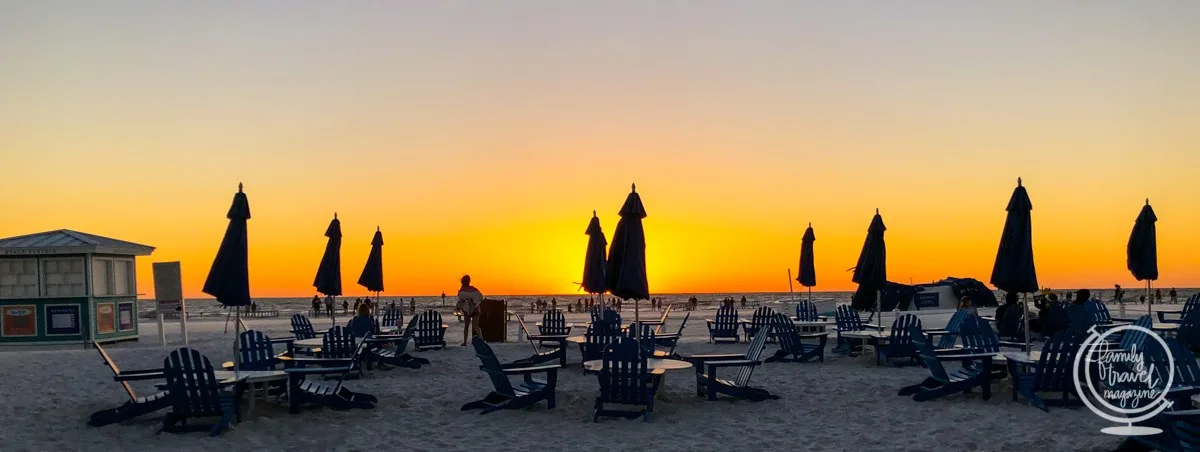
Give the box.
[150,261,187,345]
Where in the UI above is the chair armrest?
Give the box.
[705,359,760,369]
[285,366,354,376]
[501,364,562,375]
[798,332,830,338]
[686,353,744,363]
[114,369,164,381]
[269,337,295,344]
[526,334,569,341]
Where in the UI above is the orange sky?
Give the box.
[1,3,1197,297]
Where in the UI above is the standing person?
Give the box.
[741,296,748,308]
[1170,288,1178,303]
[1114,284,1124,304]
[958,296,978,316]
[410,298,416,314]
[1156,288,1163,304]
[325,295,334,318]
[341,299,348,316]
[312,295,321,315]
[456,275,484,346]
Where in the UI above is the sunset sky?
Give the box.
[2,2,1197,298]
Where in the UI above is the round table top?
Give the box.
[566,335,586,344]
[1152,323,1180,331]
[294,338,336,348]
[792,320,834,326]
[582,358,692,372]
[535,322,577,328]
[838,330,889,338]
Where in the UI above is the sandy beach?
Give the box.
[0,305,1127,452]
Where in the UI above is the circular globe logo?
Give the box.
[1073,324,1175,436]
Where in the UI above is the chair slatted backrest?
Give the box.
[583,322,619,361]
[1033,333,1078,392]
[414,310,444,346]
[772,313,803,356]
[1065,304,1095,336]
[748,306,776,338]
[887,314,922,353]
[835,305,864,332]
[382,308,402,329]
[322,326,358,359]
[95,342,139,402]
[597,338,652,406]
[713,305,738,335]
[590,306,603,324]
[733,322,772,387]
[540,310,570,335]
[1041,304,1070,337]
[935,309,969,349]
[1084,300,1109,324]
[1169,338,1200,387]
[291,314,316,340]
[1181,294,1200,321]
[959,315,1002,353]
[1178,308,1200,350]
[1120,315,1153,351]
[997,304,1026,340]
[238,330,277,371]
[626,324,656,356]
[603,308,622,326]
[163,348,224,417]
[653,304,673,334]
[909,327,951,384]
[795,301,819,322]
[471,337,516,397]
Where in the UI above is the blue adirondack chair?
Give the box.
[625,323,657,357]
[539,309,572,335]
[594,337,662,422]
[932,309,969,349]
[1084,300,1114,325]
[413,310,448,350]
[951,315,1021,380]
[688,323,777,401]
[1064,303,1096,337]
[834,305,868,355]
[706,305,740,343]
[1039,303,1070,339]
[381,308,403,329]
[344,315,377,339]
[1007,333,1081,411]
[590,307,622,325]
[795,301,820,322]
[512,315,568,367]
[765,312,827,363]
[461,336,559,414]
[291,314,318,340]
[742,306,777,343]
[1104,314,1152,350]
[877,314,922,366]
[365,316,430,369]
[284,340,378,413]
[652,312,690,359]
[580,322,620,371]
[159,348,237,436]
[1160,294,1200,324]
[898,328,995,402]
[1177,420,1200,451]
[88,343,172,427]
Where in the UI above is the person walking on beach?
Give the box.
[325,295,334,318]
[1156,288,1163,304]
[741,296,748,308]
[410,298,416,314]
[1171,288,1178,303]
[457,275,484,346]
[312,295,321,315]
[1114,284,1125,304]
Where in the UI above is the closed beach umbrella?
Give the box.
[1127,199,1158,308]
[358,227,385,299]
[314,213,343,325]
[798,223,817,303]
[606,184,649,337]
[851,209,887,332]
[582,210,607,298]
[989,178,1037,352]
[202,183,251,372]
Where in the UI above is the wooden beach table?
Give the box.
[582,358,691,401]
[535,322,577,329]
[837,329,890,365]
[212,370,288,414]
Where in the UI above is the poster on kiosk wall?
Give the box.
[1,305,37,337]
[96,302,116,334]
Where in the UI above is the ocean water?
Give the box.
[138,288,1198,318]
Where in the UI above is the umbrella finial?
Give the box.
[631,183,636,193]
[808,222,811,227]
[334,212,337,219]
[592,210,597,217]
[238,182,243,192]
[875,208,879,215]
[1146,198,1150,205]
[1017,177,1022,187]
[376,226,380,232]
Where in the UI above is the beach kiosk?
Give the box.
[0,230,154,346]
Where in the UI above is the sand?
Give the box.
[0,306,1127,452]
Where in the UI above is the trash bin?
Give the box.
[478,299,507,342]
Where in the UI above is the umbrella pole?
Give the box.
[788,269,795,313]
[1147,280,1152,314]
[808,286,812,305]
[234,306,241,376]
[1022,293,1031,355]
[634,298,641,341]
